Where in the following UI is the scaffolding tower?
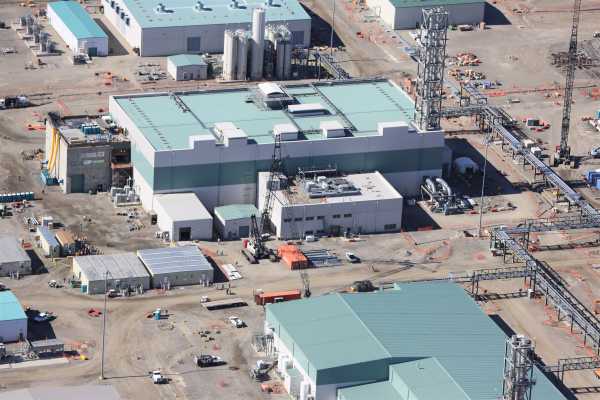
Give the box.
[502,335,535,400]
[414,7,448,131]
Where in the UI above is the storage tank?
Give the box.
[222,29,237,81]
[250,7,265,80]
[274,37,285,79]
[235,30,249,81]
[282,41,292,80]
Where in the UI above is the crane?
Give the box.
[244,134,284,261]
[555,0,582,165]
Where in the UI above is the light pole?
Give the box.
[478,133,490,237]
[100,270,110,380]
[330,0,336,55]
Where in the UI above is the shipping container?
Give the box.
[255,289,301,306]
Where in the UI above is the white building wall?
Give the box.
[364,0,397,27]
[0,318,27,343]
[47,4,108,55]
[139,18,310,57]
[102,0,142,49]
[393,3,485,29]
[265,192,403,240]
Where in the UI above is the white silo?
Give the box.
[250,7,265,80]
[223,29,238,81]
[236,30,249,81]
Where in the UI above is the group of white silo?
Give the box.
[222,7,293,81]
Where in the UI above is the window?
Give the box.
[305,230,314,235]
[343,213,352,218]
[187,36,201,52]
[305,216,314,221]
[317,216,325,220]
[333,214,341,219]
[291,31,305,46]
[316,230,325,234]
[294,217,302,222]
[384,224,397,230]
[283,218,292,223]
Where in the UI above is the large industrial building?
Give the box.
[102,0,311,56]
[47,1,108,56]
[265,282,566,400]
[72,253,150,294]
[365,0,485,29]
[45,113,131,193]
[258,171,403,239]
[0,235,31,277]
[109,79,449,216]
[0,291,27,343]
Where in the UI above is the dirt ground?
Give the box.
[2,0,600,399]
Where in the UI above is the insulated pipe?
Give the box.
[435,177,453,196]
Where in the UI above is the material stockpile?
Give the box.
[448,52,481,67]
[302,249,342,267]
[277,245,308,270]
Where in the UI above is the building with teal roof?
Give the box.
[214,204,259,240]
[167,54,208,81]
[0,291,28,343]
[264,282,567,400]
[364,0,485,30]
[109,79,450,213]
[47,1,108,56]
[102,0,311,56]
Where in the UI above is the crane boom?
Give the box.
[558,0,582,161]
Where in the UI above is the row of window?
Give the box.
[283,214,353,223]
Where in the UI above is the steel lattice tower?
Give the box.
[502,335,536,400]
[414,7,448,131]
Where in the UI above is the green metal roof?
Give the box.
[0,291,27,321]
[339,358,470,400]
[120,0,310,29]
[266,283,567,400]
[48,1,108,39]
[113,80,415,151]
[168,54,207,67]
[388,0,484,8]
[214,204,258,221]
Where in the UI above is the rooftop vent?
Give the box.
[155,3,166,13]
[304,177,361,198]
[194,1,206,11]
[288,103,328,117]
[229,0,240,9]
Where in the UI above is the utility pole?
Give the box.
[478,133,490,237]
[330,0,336,55]
[100,270,110,380]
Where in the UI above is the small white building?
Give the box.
[137,246,214,288]
[154,193,213,241]
[37,226,60,258]
[214,204,259,240]
[0,236,31,277]
[0,291,27,343]
[167,54,208,81]
[365,0,485,29]
[258,171,403,240]
[47,1,109,56]
[72,253,150,294]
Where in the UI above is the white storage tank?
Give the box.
[236,30,249,81]
[250,7,265,80]
[223,29,237,81]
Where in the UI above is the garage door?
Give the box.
[238,225,249,238]
[71,174,85,193]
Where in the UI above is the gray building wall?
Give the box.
[139,19,310,57]
[57,141,113,193]
[150,269,213,288]
[215,216,253,240]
